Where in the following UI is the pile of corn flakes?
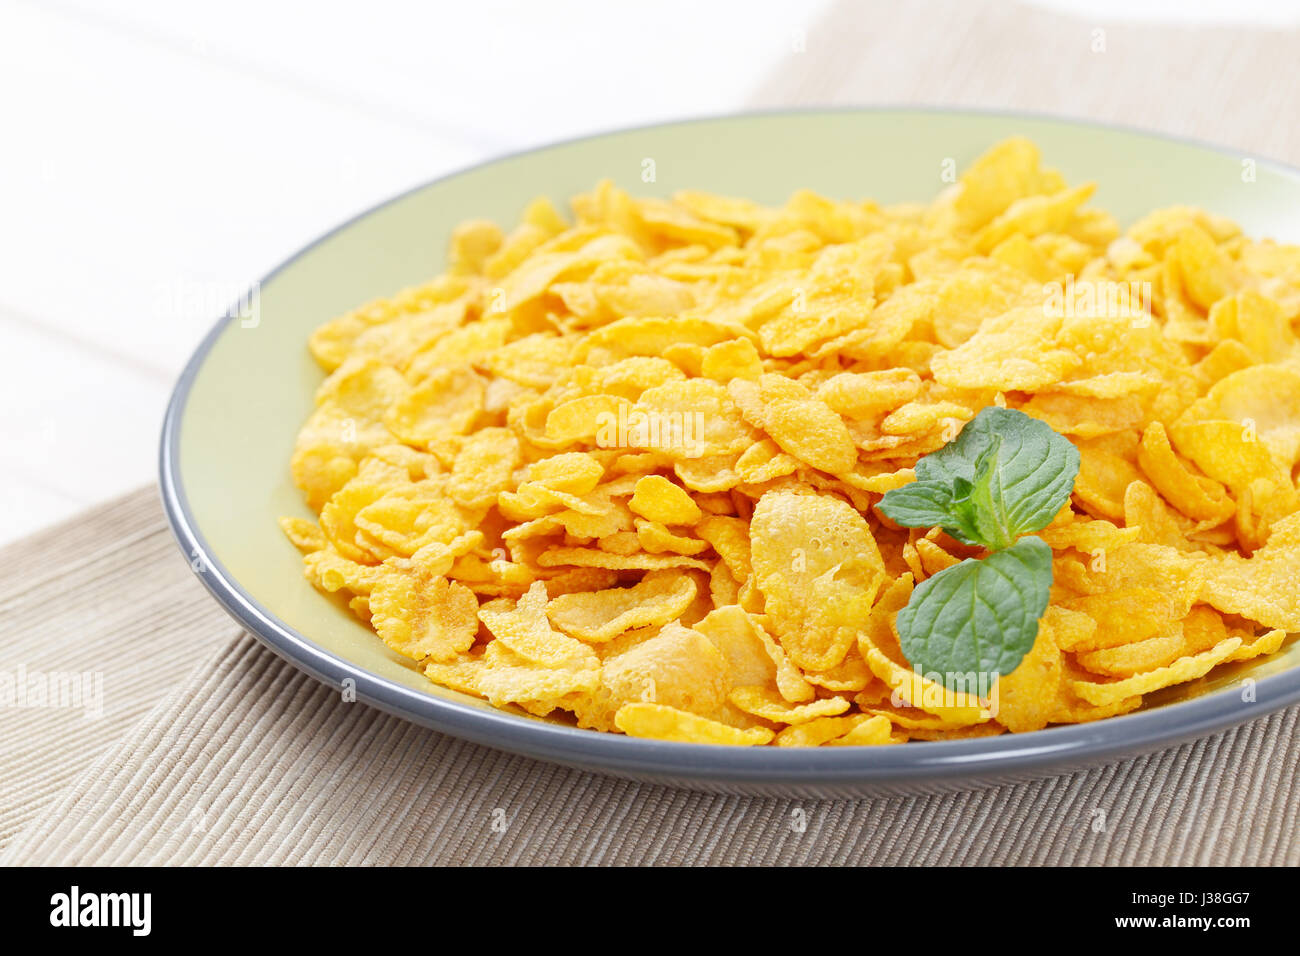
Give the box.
[282,138,1300,746]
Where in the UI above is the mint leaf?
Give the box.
[895,536,1052,689]
[947,449,1014,550]
[876,473,995,547]
[878,408,1072,682]
[914,406,1079,542]
[878,406,1078,550]
[871,479,957,531]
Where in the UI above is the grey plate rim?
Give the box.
[159,105,1300,788]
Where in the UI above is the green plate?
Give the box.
[161,108,1300,797]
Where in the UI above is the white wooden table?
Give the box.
[1,0,1291,545]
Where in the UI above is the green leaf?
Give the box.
[878,406,1079,550]
[895,536,1053,689]
[915,406,1079,542]
[872,479,957,532]
[947,450,1012,550]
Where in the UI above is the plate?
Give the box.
[160,108,1300,797]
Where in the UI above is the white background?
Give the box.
[2,0,1297,545]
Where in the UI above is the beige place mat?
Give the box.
[757,0,1300,161]
[0,489,240,850]
[2,493,1297,865]
[4,0,1300,864]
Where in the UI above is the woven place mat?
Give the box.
[0,489,241,851]
[2,493,1297,864]
[756,0,1300,162]
[4,0,1300,864]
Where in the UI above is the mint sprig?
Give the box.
[879,406,1079,550]
[878,407,1078,688]
[895,537,1053,682]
